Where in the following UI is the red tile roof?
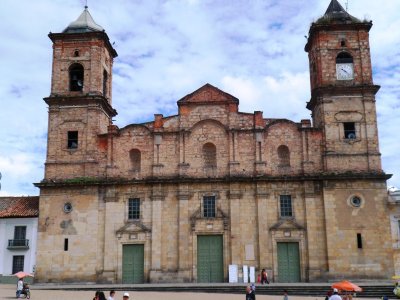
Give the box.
[0,197,39,218]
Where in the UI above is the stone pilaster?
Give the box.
[256,184,269,270]
[149,187,164,281]
[177,185,191,281]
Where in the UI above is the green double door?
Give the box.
[277,242,300,282]
[122,244,144,283]
[197,235,224,282]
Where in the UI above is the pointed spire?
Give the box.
[63,6,104,33]
[325,0,346,15]
[316,0,361,24]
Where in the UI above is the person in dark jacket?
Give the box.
[246,285,256,300]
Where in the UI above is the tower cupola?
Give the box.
[63,6,104,33]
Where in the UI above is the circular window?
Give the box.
[63,202,73,213]
[350,196,362,207]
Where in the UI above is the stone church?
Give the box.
[35,0,395,283]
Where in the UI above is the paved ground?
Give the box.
[0,284,382,300]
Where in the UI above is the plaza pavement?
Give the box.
[0,284,388,300]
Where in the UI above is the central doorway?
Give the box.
[197,235,223,282]
[277,242,300,282]
[122,244,144,283]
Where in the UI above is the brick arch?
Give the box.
[189,119,228,133]
[120,124,152,134]
[336,51,354,63]
[265,119,299,131]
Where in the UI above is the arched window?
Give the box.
[336,52,353,64]
[129,149,141,172]
[277,145,290,167]
[69,63,84,91]
[203,143,216,168]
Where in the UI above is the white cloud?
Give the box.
[222,72,310,120]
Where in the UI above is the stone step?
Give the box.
[32,283,396,298]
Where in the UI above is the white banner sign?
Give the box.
[228,264,238,283]
[243,265,248,283]
[249,266,255,283]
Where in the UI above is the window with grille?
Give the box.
[277,145,290,167]
[203,196,216,218]
[280,195,293,217]
[129,149,141,172]
[344,122,356,139]
[128,198,140,220]
[67,131,78,149]
[12,256,24,274]
[203,143,217,168]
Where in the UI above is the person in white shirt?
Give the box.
[16,278,23,298]
[329,288,342,300]
[108,290,115,300]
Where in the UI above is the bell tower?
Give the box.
[44,6,118,179]
[305,0,381,173]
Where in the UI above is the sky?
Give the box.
[0,0,399,196]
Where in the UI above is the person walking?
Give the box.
[245,285,256,300]
[261,269,269,284]
[108,290,116,300]
[329,288,342,300]
[122,292,130,299]
[283,290,289,300]
[16,278,23,298]
[94,291,107,300]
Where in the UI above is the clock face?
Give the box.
[336,63,354,80]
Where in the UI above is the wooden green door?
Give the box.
[197,235,223,282]
[122,244,144,283]
[277,242,300,282]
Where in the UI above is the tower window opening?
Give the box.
[103,70,108,97]
[64,238,69,251]
[344,122,356,139]
[336,52,353,64]
[69,63,84,91]
[67,131,78,149]
[74,49,80,57]
[340,40,346,47]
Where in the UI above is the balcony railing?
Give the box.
[7,239,29,250]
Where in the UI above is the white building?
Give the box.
[0,197,38,282]
[388,190,400,275]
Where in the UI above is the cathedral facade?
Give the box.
[35,1,395,283]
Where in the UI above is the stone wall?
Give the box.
[36,178,394,283]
